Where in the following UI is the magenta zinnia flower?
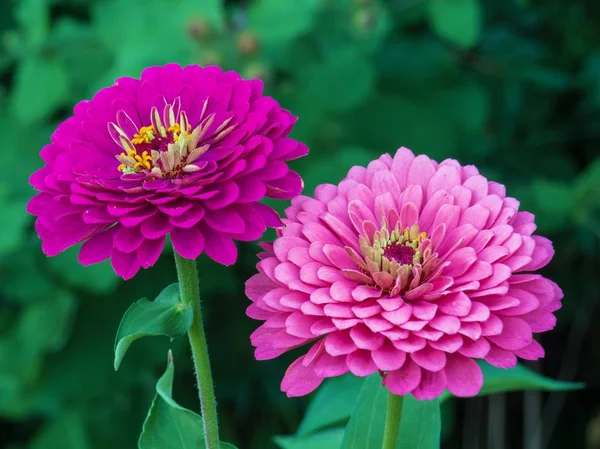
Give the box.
[27,64,308,279]
[246,148,562,399]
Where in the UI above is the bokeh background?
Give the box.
[1,0,599,448]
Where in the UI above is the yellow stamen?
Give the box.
[132,125,156,144]
[168,123,192,142]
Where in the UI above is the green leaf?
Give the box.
[397,396,441,449]
[114,284,192,370]
[29,412,91,449]
[14,0,49,51]
[340,375,388,449]
[341,375,441,449]
[297,375,364,436]
[248,0,320,45]
[428,0,482,49]
[10,57,69,124]
[0,185,30,256]
[275,428,345,449]
[476,362,584,396]
[302,51,375,112]
[438,362,584,401]
[138,355,205,449]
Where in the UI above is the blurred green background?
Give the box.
[1,0,599,448]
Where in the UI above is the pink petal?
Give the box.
[281,356,324,397]
[313,353,350,377]
[484,343,517,368]
[349,324,385,350]
[427,165,461,199]
[384,359,421,395]
[346,350,377,377]
[411,346,447,372]
[372,341,407,371]
[429,315,461,334]
[458,338,490,358]
[391,147,416,188]
[488,317,532,350]
[412,369,447,400]
[444,354,483,397]
[438,292,472,317]
[407,154,436,189]
[514,339,545,360]
[324,331,357,356]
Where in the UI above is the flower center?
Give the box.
[383,243,416,265]
[109,97,236,178]
[343,221,433,295]
[362,223,425,272]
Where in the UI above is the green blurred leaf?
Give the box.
[10,57,69,124]
[47,245,122,295]
[439,362,583,401]
[527,180,573,232]
[138,355,205,449]
[248,0,320,45]
[303,50,375,112]
[0,185,29,256]
[275,428,345,449]
[428,0,482,49]
[341,375,441,448]
[29,412,91,449]
[339,375,387,449]
[397,396,441,448]
[114,283,192,370]
[297,375,364,436]
[14,0,49,51]
[476,362,584,396]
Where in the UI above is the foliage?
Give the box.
[274,365,581,449]
[1,0,599,448]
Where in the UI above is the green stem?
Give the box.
[382,393,404,449]
[174,252,220,449]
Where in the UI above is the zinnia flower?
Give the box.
[27,64,308,279]
[245,147,562,399]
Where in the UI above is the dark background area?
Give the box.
[0,0,599,448]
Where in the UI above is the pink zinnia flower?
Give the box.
[246,148,562,399]
[27,64,308,279]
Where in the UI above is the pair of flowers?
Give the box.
[27,64,561,400]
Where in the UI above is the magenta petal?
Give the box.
[137,237,165,268]
[111,249,140,280]
[201,224,238,265]
[114,226,145,253]
[204,208,246,233]
[79,226,117,265]
[172,226,205,260]
[444,354,483,397]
